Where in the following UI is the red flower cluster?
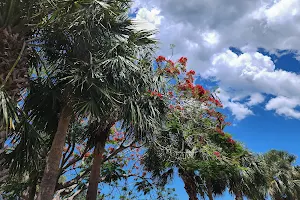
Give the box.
[175,105,184,110]
[84,152,91,158]
[186,70,195,76]
[178,81,207,100]
[214,151,221,157]
[149,90,163,99]
[208,97,223,107]
[108,147,115,152]
[216,128,225,136]
[193,84,206,97]
[168,59,175,67]
[113,136,124,142]
[227,138,236,145]
[156,56,166,62]
[165,66,180,75]
[178,57,188,66]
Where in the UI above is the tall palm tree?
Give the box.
[263,150,300,200]
[0,0,53,194]
[178,169,199,200]
[0,0,45,99]
[19,0,161,199]
[227,153,267,200]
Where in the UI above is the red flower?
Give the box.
[168,60,175,67]
[216,128,225,136]
[168,91,173,97]
[227,138,236,145]
[186,79,192,84]
[157,92,163,99]
[108,147,115,152]
[186,70,195,76]
[194,85,206,96]
[214,151,221,157]
[84,152,91,158]
[174,68,180,74]
[175,105,184,110]
[150,90,163,99]
[76,146,82,152]
[178,84,187,91]
[187,83,194,89]
[156,56,166,62]
[215,99,223,107]
[150,90,157,96]
[178,57,188,66]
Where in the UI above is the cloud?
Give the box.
[210,50,300,99]
[247,93,265,106]
[136,0,300,54]
[132,7,163,31]
[266,96,300,119]
[216,89,253,120]
[210,50,300,119]
[227,102,254,120]
[133,0,300,120]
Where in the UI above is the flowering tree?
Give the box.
[143,56,256,200]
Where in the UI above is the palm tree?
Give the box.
[17,0,161,199]
[263,150,300,200]
[0,0,45,99]
[0,0,53,195]
[178,169,198,200]
[227,153,267,200]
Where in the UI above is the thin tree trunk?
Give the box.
[207,181,214,200]
[234,191,243,200]
[86,127,110,200]
[28,173,38,200]
[179,169,198,200]
[37,106,72,200]
[0,131,8,183]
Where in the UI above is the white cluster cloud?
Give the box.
[266,96,300,119]
[247,93,265,107]
[133,0,300,120]
[134,8,163,31]
[209,50,300,119]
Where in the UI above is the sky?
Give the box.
[130,0,300,199]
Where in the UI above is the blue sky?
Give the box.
[129,0,300,199]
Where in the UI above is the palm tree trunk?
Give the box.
[86,127,110,200]
[28,172,38,200]
[235,191,243,200]
[179,169,198,200]
[37,106,72,200]
[0,131,8,183]
[207,181,214,200]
